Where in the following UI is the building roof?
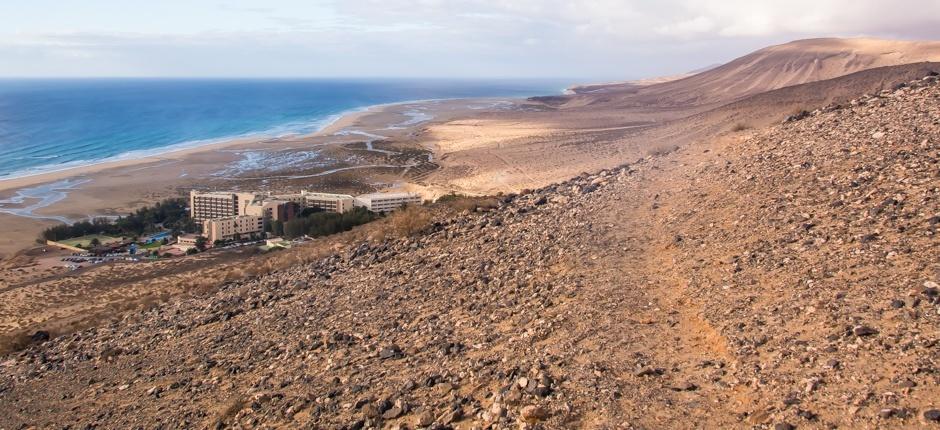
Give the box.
[304,192,355,200]
[355,192,421,202]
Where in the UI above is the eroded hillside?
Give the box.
[1,75,939,429]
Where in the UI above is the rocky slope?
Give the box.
[1,74,939,429]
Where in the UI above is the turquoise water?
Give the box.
[0,79,562,179]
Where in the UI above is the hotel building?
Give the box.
[244,198,299,222]
[303,192,356,213]
[189,191,257,222]
[203,215,264,243]
[354,192,422,213]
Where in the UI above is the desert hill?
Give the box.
[1,73,938,428]
[423,60,940,196]
[538,38,940,109]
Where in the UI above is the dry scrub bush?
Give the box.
[439,195,500,213]
[388,205,433,237]
[731,123,752,132]
[0,330,33,355]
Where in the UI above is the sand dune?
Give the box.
[425,39,940,195]
[548,38,940,109]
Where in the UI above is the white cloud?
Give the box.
[656,16,716,38]
[1,0,939,78]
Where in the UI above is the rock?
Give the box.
[635,367,665,377]
[379,345,403,360]
[30,331,50,343]
[436,408,461,425]
[852,325,878,336]
[922,282,939,297]
[382,405,404,419]
[416,412,435,427]
[671,382,698,391]
[520,405,549,422]
[890,299,905,309]
[879,408,897,419]
[489,403,506,418]
[924,409,940,422]
[796,409,817,421]
[774,423,795,430]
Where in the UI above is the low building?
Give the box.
[354,192,422,213]
[265,237,292,249]
[303,191,356,213]
[143,231,172,244]
[176,234,202,251]
[204,215,264,243]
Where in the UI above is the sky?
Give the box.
[2,0,940,80]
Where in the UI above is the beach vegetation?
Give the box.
[195,236,208,251]
[40,198,197,242]
[281,207,379,239]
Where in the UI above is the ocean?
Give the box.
[0,79,563,179]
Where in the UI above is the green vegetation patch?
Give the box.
[41,198,197,243]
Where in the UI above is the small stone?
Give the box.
[774,422,796,430]
[30,331,50,343]
[520,405,549,421]
[635,367,665,377]
[671,382,698,391]
[796,409,817,421]
[382,406,403,419]
[924,409,940,422]
[890,300,905,309]
[437,408,461,425]
[416,412,435,427]
[852,325,878,336]
[879,408,897,419]
[379,345,403,360]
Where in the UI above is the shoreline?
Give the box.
[0,97,442,192]
[0,94,533,191]
[0,95,526,257]
[0,96,517,194]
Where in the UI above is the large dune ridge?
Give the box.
[423,38,940,195]
[549,37,940,109]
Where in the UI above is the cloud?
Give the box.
[1,0,939,78]
[656,16,716,38]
